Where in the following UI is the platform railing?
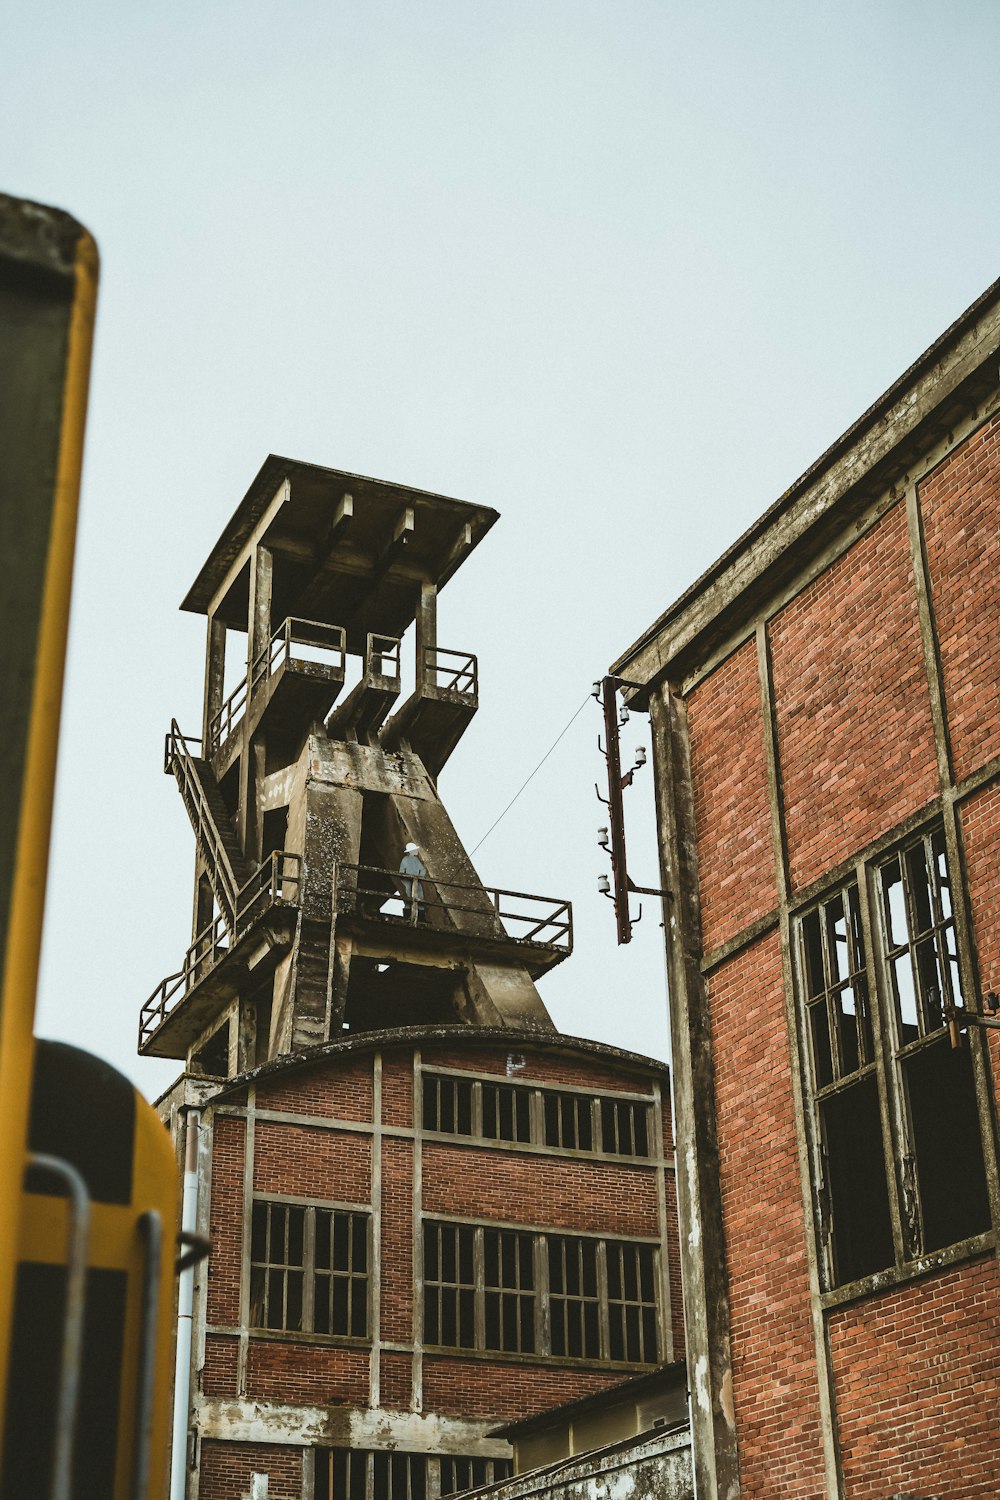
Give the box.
[138,850,301,1050]
[423,646,477,697]
[207,618,348,755]
[334,863,572,952]
[367,633,401,680]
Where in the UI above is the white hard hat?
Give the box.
[405,842,419,853]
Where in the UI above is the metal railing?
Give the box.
[207,617,347,755]
[164,720,239,930]
[335,863,572,951]
[424,646,477,697]
[138,851,300,1049]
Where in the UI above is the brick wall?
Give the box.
[920,410,1000,782]
[420,1044,662,1097]
[246,1342,369,1406]
[686,638,776,950]
[380,1136,413,1343]
[708,932,828,1498]
[207,1115,245,1326]
[380,1052,413,1127]
[769,502,939,892]
[201,1333,239,1396]
[255,1057,373,1120]
[199,1441,302,1500]
[379,1350,412,1410]
[828,1256,1000,1499]
[957,782,1000,1096]
[422,1355,622,1420]
[422,1144,660,1239]
[253,1122,371,1203]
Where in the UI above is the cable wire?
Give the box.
[470,692,592,854]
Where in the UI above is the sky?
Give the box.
[7,0,1000,1102]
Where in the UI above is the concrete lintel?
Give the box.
[195,1398,510,1455]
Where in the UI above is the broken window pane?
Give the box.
[820,1078,894,1284]
[903,1039,990,1253]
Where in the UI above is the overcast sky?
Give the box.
[8,1,1000,1100]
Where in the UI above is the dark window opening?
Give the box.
[820,1077,894,1285]
[903,1038,990,1253]
[249,1200,367,1336]
[422,1075,474,1135]
[599,1097,649,1157]
[483,1228,535,1353]
[542,1091,593,1151]
[481,1081,532,1143]
[605,1240,659,1364]
[797,829,992,1290]
[548,1235,600,1358]
[440,1458,513,1496]
[191,1022,229,1078]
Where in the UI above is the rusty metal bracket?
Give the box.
[943,990,1000,1048]
[594,675,671,945]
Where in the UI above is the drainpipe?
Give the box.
[170,1109,201,1500]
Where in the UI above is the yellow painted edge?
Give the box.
[0,226,99,1447]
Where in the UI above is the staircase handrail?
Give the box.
[164,720,239,930]
[137,850,301,1050]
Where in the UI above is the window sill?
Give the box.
[206,1324,372,1349]
[422,1344,659,1375]
[819,1230,995,1312]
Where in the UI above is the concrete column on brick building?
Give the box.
[648,682,740,1500]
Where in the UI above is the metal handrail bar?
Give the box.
[336,863,572,949]
[209,618,348,754]
[138,851,301,1047]
[423,646,477,696]
[29,1153,90,1500]
[165,721,238,929]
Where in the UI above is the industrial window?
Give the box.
[542,1089,593,1151]
[547,1235,601,1358]
[424,1220,659,1365]
[795,827,991,1290]
[315,1452,513,1500]
[481,1080,533,1143]
[421,1072,652,1158]
[422,1073,474,1135]
[605,1240,659,1363]
[439,1457,513,1495]
[249,1200,368,1336]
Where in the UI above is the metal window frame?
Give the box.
[249,1195,370,1337]
[418,1069,655,1161]
[422,1216,661,1365]
[793,821,992,1288]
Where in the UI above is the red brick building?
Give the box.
[612,282,1000,1498]
[157,1029,681,1500]
[140,460,683,1499]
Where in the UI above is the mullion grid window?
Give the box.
[249,1199,368,1336]
[423,1219,659,1366]
[794,825,991,1291]
[421,1072,652,1159]
[315,1451,513,1500]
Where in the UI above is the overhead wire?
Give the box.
[469,691,593,855]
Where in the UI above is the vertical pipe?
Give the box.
[170,1110,201,1500]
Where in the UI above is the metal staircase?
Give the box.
[164,721,252,932]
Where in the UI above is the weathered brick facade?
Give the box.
[614,279,1000,1496]
[162,1029,682,1498]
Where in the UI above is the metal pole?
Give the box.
[170,1110,201,1500]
